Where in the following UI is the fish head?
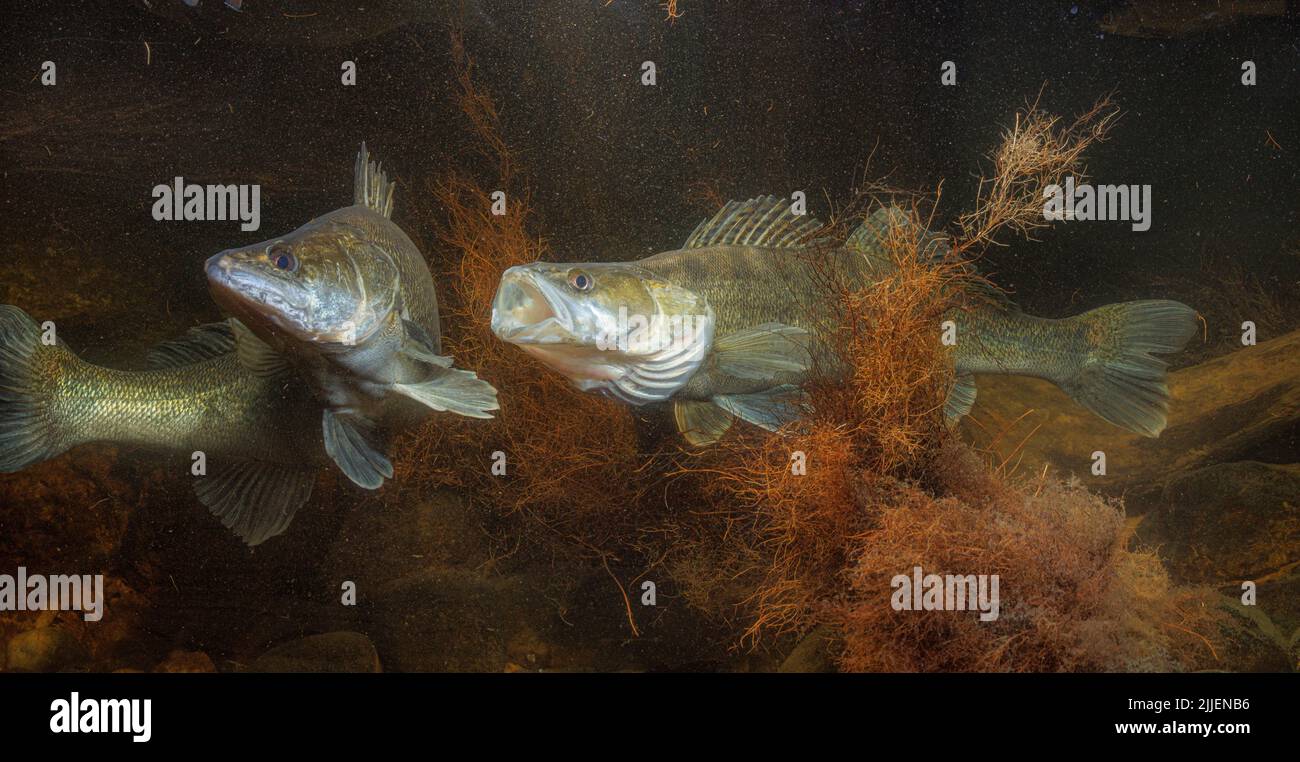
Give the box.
[490,262,715,404]
[206,216,401,353]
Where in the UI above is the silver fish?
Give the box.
[206,145,498,489]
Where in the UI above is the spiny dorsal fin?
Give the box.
[683,196,824,249]
[147,321,236,369]
[354,142,395,218]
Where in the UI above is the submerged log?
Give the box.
[960,329,1300,503]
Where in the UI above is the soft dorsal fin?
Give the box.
[354,142,395,218]
[846,205,953,264]
[683,196,824,249]
[147,321,236,369]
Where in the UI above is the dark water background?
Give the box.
[1,0,1297,671]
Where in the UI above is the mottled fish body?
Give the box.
[491,196,1197,445]
[0,309,321,545]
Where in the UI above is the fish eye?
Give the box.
[267,244,298,273]
[567,269,593,292]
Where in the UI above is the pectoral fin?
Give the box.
[394,367,499,419]
[944,372,977,424]
[192,460,316,546]
[712,323,811,381]
[673,400,734,447]
[712,384,807,432]
[322,409,393,490]
[230,319,291,377]
[401,318,452,368]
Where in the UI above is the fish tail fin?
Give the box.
[1058,299,1198,437]
[0,305,77,471]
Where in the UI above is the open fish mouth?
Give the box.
[490,267,580,345]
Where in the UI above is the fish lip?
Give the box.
[491,268,577,345]
[205,251,314,340]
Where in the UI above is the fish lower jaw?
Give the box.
[494,316,579,345]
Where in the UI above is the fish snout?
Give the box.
[492,268,561,343]
[204,251,237,285]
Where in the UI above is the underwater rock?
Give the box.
[778,625,837,673]
[368,569,543,672]
[153,649,217,673]
[964,329,1300,500]
[250,632,381,673]
[1138,461,1300,584]
[5,626,89,672]
[1215,573,1300,673]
